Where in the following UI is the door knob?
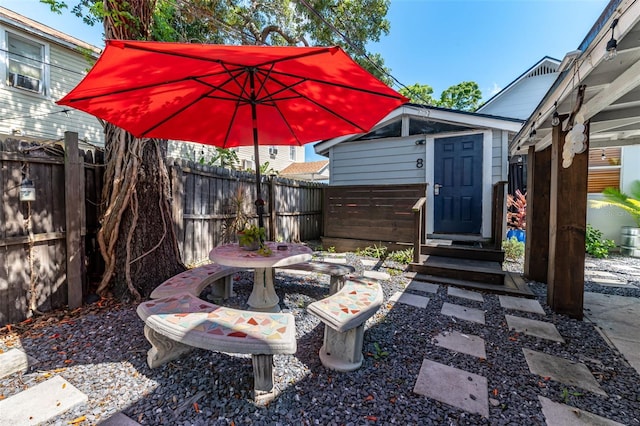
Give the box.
[434,183,442,196]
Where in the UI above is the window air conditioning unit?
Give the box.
[9,72,41,92]
[269,147,278,157]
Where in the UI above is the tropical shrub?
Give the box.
[585,224,616,259]
[507,190,527,230]
[596,180,640,227]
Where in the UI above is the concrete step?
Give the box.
[0,375,87,425]
[408,255,505,285]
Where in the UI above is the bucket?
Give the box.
[620,226,640,257]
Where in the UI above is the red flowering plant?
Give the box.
[507,190,527,230]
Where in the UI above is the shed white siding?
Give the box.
[478,73,558,120]
[329,137,425,185]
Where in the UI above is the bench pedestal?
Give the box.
[252,354,277,404]
[318,324,365,372]
[144,325,193,368]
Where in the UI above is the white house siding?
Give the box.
[478,73,558,120]
[168,142,303,173]
[328,137,425,186]
[587,145,640,245]
[0,25,103,145]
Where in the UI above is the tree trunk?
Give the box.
[97,126,185,301]
[93,0,185,301]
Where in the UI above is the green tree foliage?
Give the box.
[43,0,393,83]
[438,81,482,111]
[400,81,482,112]
[399,83,437,106]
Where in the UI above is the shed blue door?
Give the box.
[434,134,483,234]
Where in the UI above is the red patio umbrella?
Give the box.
[57,40,408,227]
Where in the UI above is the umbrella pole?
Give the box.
[253,131,265,230]
[249,70,265,231]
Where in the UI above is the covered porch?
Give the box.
[511,0,640,318]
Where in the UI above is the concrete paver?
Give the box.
[584,292,640,374]
[590,277,632,288]
[98,412,142,425]
[538,396,625,426]
[322,257,347,264]
[447,286,484,302]
[522,348,606,396]
[433,330,486,359]
[389,291,430,308]
[0,375,87,425]
[584,270,619,279]
[414,359,489,417]
[407,280,439,294]
[441,302,485,325]
[363,270,390,280]
[359,259,380,268]
[505,315,565,343]
[499,295,546,315]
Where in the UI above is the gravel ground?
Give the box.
[1,251,640,425]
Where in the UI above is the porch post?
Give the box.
[524,145,551,282]
[547,119,588,319]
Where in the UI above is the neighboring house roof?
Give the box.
[0,6,101,53]
[279,160,329,181]
[476,56,560,120]
[315,103,523,156]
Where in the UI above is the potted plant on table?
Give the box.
[237,224,266,251]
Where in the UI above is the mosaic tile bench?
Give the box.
[277,261,355,294]
[137,292,296,403]
[307,277,383,372]
[149,263,240,300]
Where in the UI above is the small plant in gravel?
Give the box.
[502,237,524,261]
[326,246,336,253]
[370,342,389,360]
[356,244,388,259]
[586,224,616,258]
[387,248,413,264]
[560,388,583,403]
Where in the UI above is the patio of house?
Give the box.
[0,249,638,425]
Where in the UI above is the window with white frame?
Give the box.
[6,33,45,94]
[289,146,296,161]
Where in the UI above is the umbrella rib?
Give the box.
[62,70,248,103]
[139,89,217,137]
[262,68,405,101]
[260,71,368,131]
[113,41,338,70]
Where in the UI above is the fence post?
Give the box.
[64,132,83,309]
[170,161,185,258]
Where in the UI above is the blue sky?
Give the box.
[2,0,610,161]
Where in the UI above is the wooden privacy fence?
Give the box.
[1,136,324,326]
[322,184,427,252]
[170,159,324,266]
[0,133,103,326]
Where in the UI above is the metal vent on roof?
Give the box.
[525,64,558,78]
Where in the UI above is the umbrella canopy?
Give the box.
[58,40,408,227]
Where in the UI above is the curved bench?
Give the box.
[150,263,240,300]
[307,277,383,372]
[137,292,296,403]
[277,261,355,294]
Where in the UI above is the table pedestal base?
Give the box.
[247,267,280,312]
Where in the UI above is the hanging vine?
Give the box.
[95,0,184,300]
